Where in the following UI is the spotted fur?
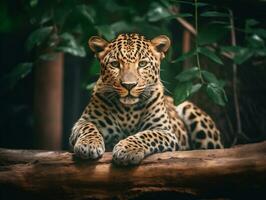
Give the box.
[70,33,223,165]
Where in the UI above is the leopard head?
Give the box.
[89,33,170,106]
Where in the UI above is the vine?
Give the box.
[194,0,205,84]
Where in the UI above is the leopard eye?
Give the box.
[110,61,120,68]
[139,61,148,68]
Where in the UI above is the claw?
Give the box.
[112,140,145,166]
[74,139,105,160]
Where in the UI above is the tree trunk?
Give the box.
[0,141,266,200]
[33,53,64,150]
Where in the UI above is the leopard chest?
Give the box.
[89,105,143,150]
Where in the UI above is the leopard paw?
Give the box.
[112,140,145,166]
[73,137,105,160]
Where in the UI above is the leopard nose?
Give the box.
[120,81,137,90]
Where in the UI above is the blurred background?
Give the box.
[0,0,266,151]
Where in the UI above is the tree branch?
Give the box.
[229,9,245,146]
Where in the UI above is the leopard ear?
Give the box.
[88,36,109,53]
[151,35,171,58]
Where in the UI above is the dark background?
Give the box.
[0,0,266,150]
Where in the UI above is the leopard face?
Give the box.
[89,33,170,106]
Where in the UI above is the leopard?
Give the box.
[69,33,223,166]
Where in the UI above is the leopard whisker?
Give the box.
[163,86,172,95]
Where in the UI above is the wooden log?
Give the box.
[0,141,266,200]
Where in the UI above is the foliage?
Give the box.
[171,0,266,106]
[1,0,266,107]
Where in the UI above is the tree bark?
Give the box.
[33,53,64,150]
[0,141,266,200]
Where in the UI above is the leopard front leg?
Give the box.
[112,130,178,166]
[70,119,105,159]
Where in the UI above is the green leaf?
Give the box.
[253,28,266,38]
[39,11,53,25]
[26,26,53,51]
[233,48,253,65]
[30,0,38,7]
[56,46,86,57]
[218,80,227,88]
[191,83,202,93]
[85,82,96,91]
[201,70,219,84]
[246,19,259,27]
[39,53,57,61]
[174,82,192,104]
[198,24,228,45]
[220,46,244,53]
[174,82,202,104]
[29,9,53,25]
[0,62,33,90]
[209,21,229,25]
[76,4,95,24]
[174,13,193,18]
[110,21,134,33]
[200,11,229,17]
[195,2,209,7]
[221,46,254,64]
[160,13,193,21]
[176,67,200,82]
[10,63,33,79]
[206,83,227,106]
[56,33,86,57]
[172,1,208,7]
[254,48,266,57]
[95,25,115,41]
[198,47,223,65]
[147,2,171,22]
[245,19,260,35]
[171,49,196,63]
[247,34,265,49]
[103,0,129,12]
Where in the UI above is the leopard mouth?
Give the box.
[119,96,139,105]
